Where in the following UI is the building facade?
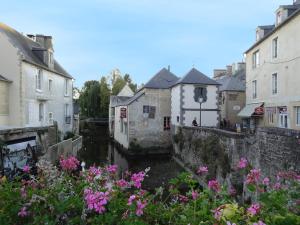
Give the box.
[216,63,246,129]
[0,23,73,134]
[240,1,300,130]
[171,68,220,127]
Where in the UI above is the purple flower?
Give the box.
[227,222,236,225]
[131,172,145,189]
[116,179,129,188]
[136,200,147,216]
[237,157,248,169]
[106,165,118,174]
[60,156,79,172]
[247,203,261,216]
[18,207,28,217]
[23,165,30,173]
[127,195,136,206]
[197,166,208,175]
[208,179,221,192]
[246,169,261,184]
[253,221,266,225]
[191,190,199,200]
[262,177,270,186]
[84,188,110,214]
[178,194,189,203]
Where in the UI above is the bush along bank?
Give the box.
[0,156,299,225]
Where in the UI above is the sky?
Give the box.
[0,0,293,87]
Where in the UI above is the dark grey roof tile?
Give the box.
[175,68,220,86]
[144,68,179,89]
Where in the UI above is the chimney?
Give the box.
[34,35,54,69]
[226,65,232,76]
[237,62,246,71]
[213,69,227,79]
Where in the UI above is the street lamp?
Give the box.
[199,97,204,127]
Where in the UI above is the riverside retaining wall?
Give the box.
[173,126,300,194]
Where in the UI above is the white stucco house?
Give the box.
[239,0,300,130]
[171,68,220,127]
[0,23,73,135]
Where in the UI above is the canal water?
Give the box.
[78,124,184,190]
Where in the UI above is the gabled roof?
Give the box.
[174,68,220,86]
[114,91,145,107]
[0,23,73,79]
[0,74,11,82]
[117,84,134,97]
[218,69,245,92]
[144,68,179,89]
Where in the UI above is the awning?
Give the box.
[238,103,264,118]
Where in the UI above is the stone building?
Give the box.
[0,23,73,135]
[112,68,178,151]
[171,68,220,127]
[216,63,246,129]
[240,1,300,130]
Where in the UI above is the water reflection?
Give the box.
[78,124,183,190]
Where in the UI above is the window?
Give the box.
[36,69,42,90]
[296,106,300,126]
[163,117,170,130]
[124,122,128,136]
[48,79,53,93]
[267,107,276,124]
[252,80,257,99]
[276,11,282,25]
[272,38,278,58]
[49,52,53,65]
[272,73,278,94]
[39,103,44,121]
[64,79,69,96]
[143,105,149,113]
[268,112,274,124]
[252,50,260,68]
[65,104,71,124]
[49,112,53,125]
[177,116,180,123]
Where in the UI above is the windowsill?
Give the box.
[36,89,43,93]
[64,94,70,97]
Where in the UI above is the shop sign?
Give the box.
[120,108,127,118]
[278,107,287,114]
[254,106,264,115]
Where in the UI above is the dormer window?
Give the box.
[49,52,53,65]
[276,11,282,25]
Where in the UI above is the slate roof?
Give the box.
[0,74,11,82]
[114,91,145,107]
[218,69,245,92]
[0,23,73,79]
[144,68,179,89]
[174,68,220,86]
[246,7,300,53]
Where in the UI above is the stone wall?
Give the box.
[173,126,300,193]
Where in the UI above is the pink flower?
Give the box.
[227,222,236,225]
[131,172,145,189]
[208,179,221,192]
[229,186,237,196]
[197,166,208,175]
[262,177,270,186]
[116,179,129,188]
[106,165,118,174]
[253,221,266,225]
[89,166,102,176]
[246,169,261,184]
[84,188,109,214]
[191,190,199,200]
[179,194,189,203]
[23,165,30,173]
[247,203,261,216]
[212,206,223,221]
[237,157,248,169]
[60,156,79,172]
[127,195,136,205]
[18,207,28,217]
[136,200,147,216]
[273,182,281,190]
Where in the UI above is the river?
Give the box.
[78,124,184,190]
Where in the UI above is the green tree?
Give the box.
[99,77,110,117]
[124,73,137,92]
[111,76,126,95]
[79,80,101,117]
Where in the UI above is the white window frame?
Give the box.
[64,79,69,96]
[36,69,43,91]
[252,50,260,68]
[48,79,53,93]
[39,102,44,122]
[252,80,257,99]
[296,106,300,126]
[272,37,278,59]
[272,73,278,95]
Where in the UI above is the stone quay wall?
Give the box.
[173,126,300,194]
